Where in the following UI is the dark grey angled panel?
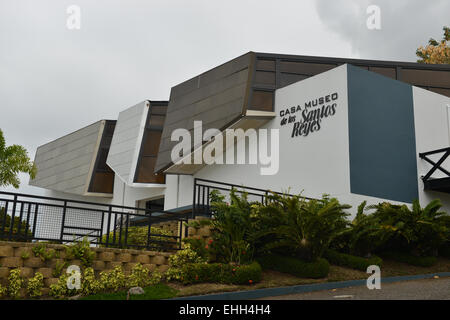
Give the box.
[155,53,252,172]
[347,64,418,203]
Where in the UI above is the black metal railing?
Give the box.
[0,191,188,251]
[419,147,450,183]
[192,178,313,218]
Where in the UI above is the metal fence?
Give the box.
[0,191,188,251]
[192,178,314,218]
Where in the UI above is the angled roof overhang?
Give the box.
[106,100,167,186]
[29,120,116,197]
[155,51,450,175]
[164,110,276,175]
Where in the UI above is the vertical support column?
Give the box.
[8,195,18,241]
[59,200,67,243]
[105,205,112,248]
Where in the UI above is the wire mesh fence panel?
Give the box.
[0,191,187,251]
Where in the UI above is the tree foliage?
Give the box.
[416,26,450,64]
[0,128,36,188]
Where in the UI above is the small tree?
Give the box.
[416,26,450,64]
[0,129,36,188]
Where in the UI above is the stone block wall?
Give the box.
[0,241,172,294]
[186,216,213,241]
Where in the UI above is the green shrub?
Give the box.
[382,251,437,267]
[52,260,68,278]
[99,266,126,292]
[49,274,72,299]
[81,268,102,296]
[232,262,262,285]
[32,243,56,262]
[0,284,7,298]
[64,237,95,267]
[26,272,44,298]
[257,254,329,279]
[324,249,382,271]
[370,200,449,257]
[0,207,33,242]
[8,268,24,299]
[126,263,162,288]
[253,194,350,262]
[101,226,173,250]
[166,243,205,282]
[182,237,211,261]
[180,261,262,285]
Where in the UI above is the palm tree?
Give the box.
[371,199,449,256]
[0,129,36,188]
[258,193,350,262]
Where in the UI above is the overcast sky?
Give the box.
[0,0,448,195]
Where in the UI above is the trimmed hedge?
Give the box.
[324,249,382,271]
[181,261,262,285]
[382,252,437,267]
[257,254,329,279]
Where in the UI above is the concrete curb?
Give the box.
[172,272,450,300]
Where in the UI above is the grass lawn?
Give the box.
[79,257,450,299]
[80,283,178,300]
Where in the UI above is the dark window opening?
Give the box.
[145,197,165,214]
[88,120,116,194]
[134,102,168,183]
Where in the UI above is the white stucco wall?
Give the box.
[412,86,450,210]
[165,64,425,217]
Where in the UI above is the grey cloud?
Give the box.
[315,0,450,61]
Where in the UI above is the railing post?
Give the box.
[192,178,197,219]
[124,212,129,249]
[0,201,9,240]
[8,195,18,241]
[59,200,67,243]
[32,204,39,239]
[105,206,112,247]
[17,202,25,240]
[99,211,105,246]
[25,203,32,241]
[146,211,153,250]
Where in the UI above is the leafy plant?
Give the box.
[0,284,7,298]
[371,199,449,257]
[8,268,24,299]
[52,260,68,278]
[0,207,33,241]
[26,272,44,298]
[206,189,262,264]
[81,268,102,296]
[32,243,56,262]
[64,237,95,267]
[255,193,350,262]
[258,254,329,279]
[324,249,382,271]
[0,128,36,188]
[99,266,126,292]
[20,251,30,260]
[101,226,173,250]
[126,263,162,288]
[166,243,205,282]
[49,273,72,299]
